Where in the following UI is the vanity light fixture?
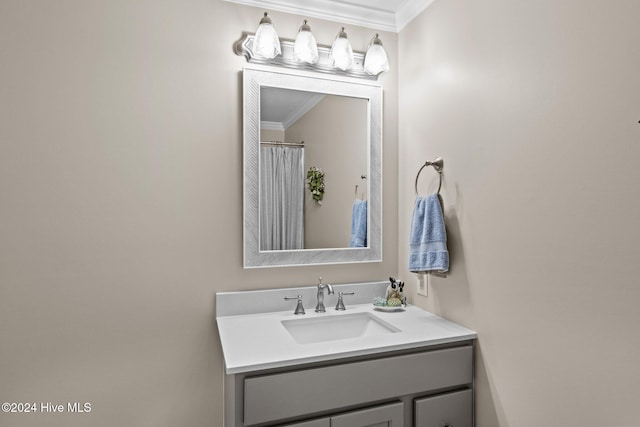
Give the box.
[235,19,387,80]
[330,27,355,71]
[293,20,318,64]
[364,34,390,75]
[253,12,281,59]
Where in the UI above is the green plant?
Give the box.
[306,166,325,205]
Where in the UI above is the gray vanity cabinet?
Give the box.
[415,389,473,427]
[282,419,330,427]
[331,402,404,427]
[225,342,474,427]
[282,402,403,427]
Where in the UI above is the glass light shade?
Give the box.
[253,13,281,59]
[293,22,318,64]
[364,43,390,75]
[330,29,354,71]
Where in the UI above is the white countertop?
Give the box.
[216,283,477,374]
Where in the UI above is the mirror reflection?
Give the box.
[243,67,382,268]
[259,87,368,251]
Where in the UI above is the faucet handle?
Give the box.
[335,291,355,311]
[284,295,305,315]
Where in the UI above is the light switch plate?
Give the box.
[417,274,428,297]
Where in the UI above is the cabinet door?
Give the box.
[281,418,330,427]
[414,389,472,427]
[331,402,403,427]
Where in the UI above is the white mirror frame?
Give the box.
[243,65,382,268]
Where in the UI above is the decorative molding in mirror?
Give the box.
[243,66,383,268]
[235,33,378,81]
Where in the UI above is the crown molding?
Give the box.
[282,94,325,129]
[396,0,437,31]
[260,121,285,132]
[225,0,435,32]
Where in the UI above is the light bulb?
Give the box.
[364,34,390,75]
[293,20,318,64]
[253,12,281,59]
[330,28,354,71]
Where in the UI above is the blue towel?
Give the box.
[349,200,367,247]
[409,194,449,273]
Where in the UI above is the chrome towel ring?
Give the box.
[414,157,444,196]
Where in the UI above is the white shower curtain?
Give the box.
[260,146,304,251]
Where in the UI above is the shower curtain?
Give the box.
[260,146,304,251]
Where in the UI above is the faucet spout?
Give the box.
[315,277,334,313]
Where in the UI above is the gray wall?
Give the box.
[0,2,398,426]
[398,0,640,425]
[3,0,640,426]
[287,95,368,249]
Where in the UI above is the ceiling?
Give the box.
[224,0,436,32]
[260,87,325,132]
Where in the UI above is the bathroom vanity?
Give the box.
[216,282,477,427]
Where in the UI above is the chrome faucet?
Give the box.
[315,277,334,313]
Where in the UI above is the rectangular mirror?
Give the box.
[243,66,382,268]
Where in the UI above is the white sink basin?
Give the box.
[281,312,400,345]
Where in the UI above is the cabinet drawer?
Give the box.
[415,389,472,427]
[244,346,472,426]
[280,418,330,427]
[280,402,403,427]
[331,401,403,427]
